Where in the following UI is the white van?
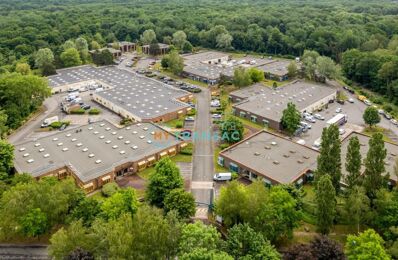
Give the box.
[213,172,232,181]
[41,116,59,128]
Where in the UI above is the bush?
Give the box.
[187,109,196,116]
[101,182,120,197]
[384,104,393,113]
[50,121,71,129]
[180,143,193,155]
[70,108,85,114]
[219,143,230,150]
[175,121,183,128]
[231,172,239,180]
[120,118,133,125]
[88,108,101,115]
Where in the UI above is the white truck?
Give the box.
[41,116,59,128]
[326,113,347,127]
[213,172,232,181]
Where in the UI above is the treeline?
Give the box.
[0,0,397,71]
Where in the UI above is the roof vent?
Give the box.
[100,123,105,127]
[62,148,69,152]
[125,140,130,144]
[126,127,131,130]
[39,148,45,152]
[106,140,111,144]
[265,146,271,150]
[76,143,82,147]
[112,131,117,135]
[99,136,105,139]
[106,127,111,131]
[254,152,260,156]
[94,131,99,135]
[57,142,63,146]
[140,136,145,139]
[147,140,152,144]
[273,160,280,165]
[43,154,50,158]
[88,127,93,130]
[297,160,304,164]
[283,154,290,158]
[23,153,30,157]
[95,159,102,164]
[120,150,126,154]
[53,138,58,141]
[82,148,88,152]
[88,153,95,158]
[132,145,138,150]
[303,155,310,159]
[19,147,26,152]
[71,138,77,142]
[289,150,296,154]
[34,143,40,147]
[143,127,148,131]
[112,145,118,149]
[118,136,123,140]
[27,159,34,163]
[271,141,277,146]
[133,131,138,134]
[66,133,72,137]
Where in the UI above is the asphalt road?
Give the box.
[191,87,215,206]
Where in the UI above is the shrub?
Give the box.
[120,118,133,125]
[219,143,230,150]
[101,182,120,197]
[175,121,183,128]
[50,121,62,128]
[231,172,239,180]
[180,143,193,155]
[88,108,101,115]
[70,108,85,114]
[384,104,393,113]
[187,109,196,116]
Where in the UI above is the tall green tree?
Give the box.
[316,124,342,193]
[146,157,183,207]
[216,33,233,50]
[364,133,387,200]
[247,67,265,83]
[345,186,370,233]
[164,188,196,219]
[20,208,49,238]
[75,37,89,62]
[233,67,252,88]
[178,222,222,256]
[226,223,280,260]
[0,110,8,138]
[60,48,82,68]
[220,116,244,144]
[345,229,390,260]
[345,136,362,187]
[0,139,14,174]
[287,61,298,78]
[168,51,184,75]
[316,56,339,80]
[15,63,31,75]
[172,31,187,49]
[363,107,381,127]
[35,48,55,76]
[280,102,301,136]
[315,175,336,234]
[180,248,233,260]
[140,29,157,45]
[100,188,138,220]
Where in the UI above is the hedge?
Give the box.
[70,108,86,114]
[88,108,101,115]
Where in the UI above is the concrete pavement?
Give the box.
[191,87,215,207]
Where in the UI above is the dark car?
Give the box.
[81,104,91,110]
[59,124,67,131]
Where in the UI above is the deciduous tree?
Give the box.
[172,31,187,49]
[146,157,183,207]
[345,136,362,187]
[315,174,336,234]
[345,186,370,233]
[363,107,381,127]
[164,188,196,219]
[364,133,387,200]
[140,29,157,45]
[60,48,82,67]
[178,222,222,255]
[100,188,138,220]
[345,229,390,260]
[281,102,301,136]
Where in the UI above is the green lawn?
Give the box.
[172,153,193,163]
[362,126,395,143]
[137,167,156,180]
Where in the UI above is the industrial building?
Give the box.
[341,132,398,186]
[256,60,292,81]
[13,121,187,193]
[47,65,193,122]
[142,43,170,55]
[107,41,136,53]
[231,80,337,129]
[89,48,122,59]
[218,130,318,185]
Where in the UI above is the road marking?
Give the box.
[191,181,213,189]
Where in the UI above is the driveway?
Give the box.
[191,87,215,207]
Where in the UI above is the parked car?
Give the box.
[391,119,398,125]
[305,116,316,123]
[378,109,385,115]
[314,113,325,120]
[300,121,312,129]
[212,114,222,119]
[59,124,67,131]
[384,113,392,120]
[302,112,311,118]
[364,99,372,106]
[185,116,195,121]
[348,98,354,103]
[335,107,342,113]
[339,128,346,135]
[81,104,91,110]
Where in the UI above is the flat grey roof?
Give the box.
[183,52,274,80]
[220,130,318,184]
[256,60,292,76]
[233,80,336,123]
[14,121,182,183]
[341,132,398,183]
[47,65,190,120]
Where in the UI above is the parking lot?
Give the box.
[294,90,398,146]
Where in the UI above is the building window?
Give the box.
[239,111,246,118]
[263,119,269,127]
[263,178,272,188]
[229,162,239,173]
[217,156,224,166]
[251,115,257,123]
